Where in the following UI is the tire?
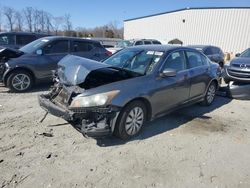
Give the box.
[224,78,230,84]
[219,62,224,68]
[114,101,147,140]
[201,82,217,106]
[7,70,34,92]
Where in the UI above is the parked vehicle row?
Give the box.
[0,36,111,92]
[106,39,162,54]
[0,32,49,49]
[188,45,225,67]
[39,45,221,139]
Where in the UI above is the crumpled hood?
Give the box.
[0,47,24,60]
[57,55,111,86]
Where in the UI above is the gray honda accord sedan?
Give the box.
[39,45,221,140]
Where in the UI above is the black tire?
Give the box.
[114,101,147,140]
[219,62,224,68]
[224,78,230,84]
[7,70,34,92]
[201,81,217,106]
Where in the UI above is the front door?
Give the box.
[153,50,190,116]
[37,40,70,79]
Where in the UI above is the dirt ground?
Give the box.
[0,83,250,188]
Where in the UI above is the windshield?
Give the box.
[104,49,164,75]
[240,49,250,58]
[115,40,132,48]
[20,38,50,54]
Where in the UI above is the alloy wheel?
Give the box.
[11,74,31,91]
[207,84,216,104]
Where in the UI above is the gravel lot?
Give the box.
[0,83,250,188]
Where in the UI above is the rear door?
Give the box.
[153,50,190,115]
[185,50,211,99]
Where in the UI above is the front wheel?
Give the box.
[202,82,217,106]
[114,101,147,140]
[7,70,34,92]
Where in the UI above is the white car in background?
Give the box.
[106,39,161,54]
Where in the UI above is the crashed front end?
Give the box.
[38,55,123,137]
[0,47,24,81]
[39,85,120,137]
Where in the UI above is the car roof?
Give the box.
[127,45,195,52]
[188,45,220,49]
[40,36,100,43]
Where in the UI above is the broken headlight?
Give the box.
[70,90,120,108]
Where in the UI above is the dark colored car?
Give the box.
[188,45,225,67]
[0,32,49,49]
[0,36,111,92]
[223,48,250,84]
[39,45,221,140]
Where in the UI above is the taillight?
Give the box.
[106,50,112,56]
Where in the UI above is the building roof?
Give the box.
[124,7,250,22]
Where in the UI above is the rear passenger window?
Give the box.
[16,35,36,45]
[43,40,69,54]
[204,47,213,55]
[186,51,204,68]
[144,41,151,45]
[152,40,161,44]
[72,41,94,52]
[134,41,143,46]
[163,51,186,72]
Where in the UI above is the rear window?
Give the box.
[16,35,36,45]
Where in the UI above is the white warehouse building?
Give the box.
[124,7,250,53]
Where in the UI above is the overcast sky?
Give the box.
[0,0,249,28]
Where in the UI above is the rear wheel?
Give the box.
[114,101,147,140]
[7,70,34,92]
[201,82,216,106]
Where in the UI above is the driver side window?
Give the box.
[162,51,186,72]
[43,40,69,54]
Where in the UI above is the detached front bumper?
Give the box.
[38,94,120,137]
[228,82,250,100]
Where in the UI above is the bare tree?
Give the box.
[44,12,53,34]
[15,11,23,31]
[63,14,72,36]
[38,10,46,32]
[52,16,64,35]
[33,8,40,32]
[3,6,15,31]
[23,7,33,32]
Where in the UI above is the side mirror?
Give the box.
[235,53,241,57]
[36,49,43,55]
[160,68,177,77]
